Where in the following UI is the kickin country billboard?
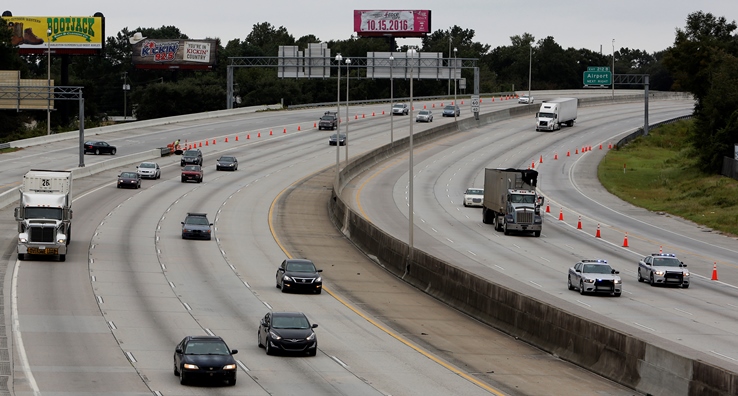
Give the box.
[3,16,104,55]
[132,39,218,70]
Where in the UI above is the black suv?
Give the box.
[318,111,338,130]
[181,149,203,166]
[181,213,212,240]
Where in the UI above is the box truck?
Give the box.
[536,98,578,131]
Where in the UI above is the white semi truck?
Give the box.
[15,170,73,261]
[482,168,544,237]
[535,97,578,131]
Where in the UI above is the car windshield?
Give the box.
[393,104,404,109]
[466,189,483,195]
[24,207,63,220]
[184,151,198,157]
[219,157,235,163]
[120,172,137,178]
[186,216,209,225]
[185,341,229,355]
[445,106,455,110]
[652,257,681,267]
[419,111,429,115]
[286,261,316,272]
[139,163,155,168]
[321,116,334,121]
[539,112,554,118]
[583,264,613,274]
[183,165,199,171]
[272,315,310,329]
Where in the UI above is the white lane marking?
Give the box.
[236,360,249,372]
[633,322,655,332]
[431,228,438,233]
[576,300,591,307]
[529,281,543,288]
[160,263,166,271]
[12,259,40,394]
[96,296,104,304]
[243,281,250,288]
[183,302,192,311]
[125,351,136,363]
[168,281,175,289]
[90,275,96,282]
[205,328,215,336]
[446,238,454,243]
[711,351,738,361]
[467,251,477,256]
[331,356,348,368]
[494,265,505,271]
[108,321,117,330]
[263,302,272,310]
[674,308,693,316]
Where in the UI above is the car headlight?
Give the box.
[306,332,315,341]
[683,272,690,277]
[223,364,236,370]
[183,363,199,370]
[315,276,322,282]
[654,271,665,276]
[269,330,282,340]
[283,275,293,282]
[118,179,123,183]
[57,236,66,244]
[584,278,595,283]
[614,279,622,284]
[19,234,28,243]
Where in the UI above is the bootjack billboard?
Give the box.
[3,16,105,55]
[131,39,218,70]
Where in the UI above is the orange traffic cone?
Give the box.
[599,144,602,150]
[372,112,375,116]
[461,100,464,104]
[355,115,358,120]
[595,224,601,238]
[622,232,629,247]
[247,134,250,139]
[659,246,663,254]
[608,142,612,149]
[539,155,543,163]
[362,114,366,118]
[492,97,494,102]
[225,137,228,142]
[382,110,385,115]
[235,135,239,141]
[554,153,558,160]
[432,103,436,108]
[577,216,582,229]
[298,125,301,131]
[531,161,535,169]
[212,139,216,145]
[575,148,579,154]
[711,263,719,280]
[545,203,550,213]
[313,122,317,128]
[441,102,444,107]
[205,140,209,146]
[558,209,564,221]
[257,132,261,138]
[282,128,286,134]
[566,151,570,157]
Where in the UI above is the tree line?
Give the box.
[0,11,736,173]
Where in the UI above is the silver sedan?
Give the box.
[136,162,161,179]
[637,253,690,288]
[415,110,433,123]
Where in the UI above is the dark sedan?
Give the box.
[173,335,238,386]
[216,156,238,171]
[181,213,212,240]
[329,133,347,146]
[181,165,204,183]
[275,258,323,294]
[258,312,318,356]
[84,140,117,155]
[442,105,460,117]
[117,171,141,189]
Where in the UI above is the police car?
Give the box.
[567,259,622,296]
[637,253,689,288]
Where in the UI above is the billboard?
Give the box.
[354,10,431,38]
[3,16,105,55]
[132,39,218,70]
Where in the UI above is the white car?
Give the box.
[136,162,161,179]
[518,95,534,104]
[392,103,409,115]
[567,259,622,296]
[463,188,484,207]
[637,253,690,288]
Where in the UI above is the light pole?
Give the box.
[389,55,394,143]
[528,44,532,100]
[46,28,51,135]
[334,54,342,188]
[447,35,451,96]
[344,58,351,164]
[408,47,416,261]
[453,47,458,125]
[612,39,615,99]
[122,72,130,120]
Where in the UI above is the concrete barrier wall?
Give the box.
[0,149,163,210]
[329,93,737,396]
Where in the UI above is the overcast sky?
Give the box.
[7,1,736,54]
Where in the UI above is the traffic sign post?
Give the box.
[471,95,480,114]
[583,70,612,86]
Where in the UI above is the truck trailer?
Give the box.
[535,98,578,131]
[482,168,544,237]
[15,170,73,261]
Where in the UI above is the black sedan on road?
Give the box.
[216,156,238,171]
[258,312,318,356]
[117,171,141,189]
[181,213,212,240]
[173,335,238,386]
[329,133,347,146]
[84,141,117,155]
[275,259,323,293]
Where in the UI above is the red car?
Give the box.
[181,165,203,183]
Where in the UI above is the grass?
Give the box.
[597,120,738,236]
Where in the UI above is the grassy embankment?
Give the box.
[597,120,738,236]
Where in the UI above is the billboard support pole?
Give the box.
[226,65,233,109]
[78,94,85,167]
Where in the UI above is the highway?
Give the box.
[2,92,664,395]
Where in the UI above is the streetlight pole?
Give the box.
[390,55,394,144]
[447,35,451,96]
[612,39,615,99]
[453,47,458,125]
[334,54,342,189]
[46,28,51,135]
[528,45,532,100]
[345,58,351,164]
[408,47,416,261]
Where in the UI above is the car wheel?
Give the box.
[179,371,187,385]
[579,280,585,295]
[280,280,287,293]
[180,162,185,167]
[567,277,573,290]
[229,377,236,386]
[59,254,66,262]
[614,292,622,297]
[503,222,510,235]
[315,288,322,294]
[181,177,185,182]
[463,202,468,207]
[649,273,655,286]
[258,330,263,348]
[682,284,690,289]
[17,254,24,261]
[173,361,180,376]
[637,269,643,282]
[265,338,274,355]
[308,349,317,357]
[111,148,116,155]
[117,184,120,188]
[95,149,100,155]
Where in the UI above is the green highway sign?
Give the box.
[583,70,612,85]
[587,66,610,72]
